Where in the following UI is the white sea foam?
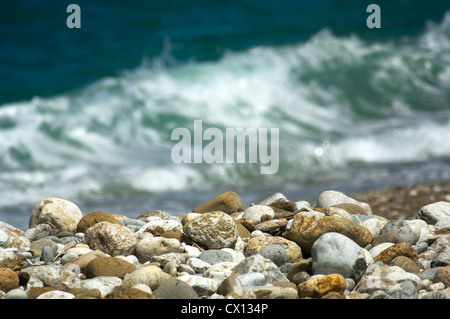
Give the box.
[1,16,450,210]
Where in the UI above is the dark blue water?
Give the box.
[1,1,450,229]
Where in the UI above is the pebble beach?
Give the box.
[1,182,449,300]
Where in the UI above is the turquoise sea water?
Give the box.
[1,1,450,229]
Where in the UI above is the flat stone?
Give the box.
[317,191,372,216]
[199,249,233,265]
[193,191,245,215]
[418,201,450,225]
[36,291,75,299]
[256,218,288,232]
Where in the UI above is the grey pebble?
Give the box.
[41,245,54,263]
[237,272,266,286]
[199,249,233,265]
[258,244,287,267]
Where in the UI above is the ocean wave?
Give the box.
[1,12,450,208]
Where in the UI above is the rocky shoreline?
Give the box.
[0,183,449,299]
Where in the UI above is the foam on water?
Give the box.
[1,13,450,221]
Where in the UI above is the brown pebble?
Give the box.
[390,256,420,274]
[374,242,418,264]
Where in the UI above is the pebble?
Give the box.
[0,191,448,299]
[183,211,238,249]
[3,288,28,299]
[85,222,137,257]
[242,205,275,224]
[245,235,302,263]
[285,211,372,255]
[199,249,233,265]
[237,272,266,286]
[258,244,287,267]
[418,201,450,225]
[298,273,347,298]
[311,232,367,282]
[37,290,75,299]
[380,220,419,245]
[177,274,219,296]
[135,236,183,263]
[317,190,372,216]
[30,198,83,234]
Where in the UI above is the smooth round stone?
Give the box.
[236,272,266,286]
[413,242,429,254]
[153,278,199,299]
[37,291,75,299]
[3,288,27,299]
[81,276,122,297]
[380,220,419,245]
[60,252,79,265]
[199,249,233,265]
[242,205,275,224]
[318,191,372,215]
[312,232,367,282]
[258,244,287,267]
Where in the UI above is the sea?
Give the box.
[1,0,450,230]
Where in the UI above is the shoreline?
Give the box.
[0,180,449,299]
[1,178,450,231]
